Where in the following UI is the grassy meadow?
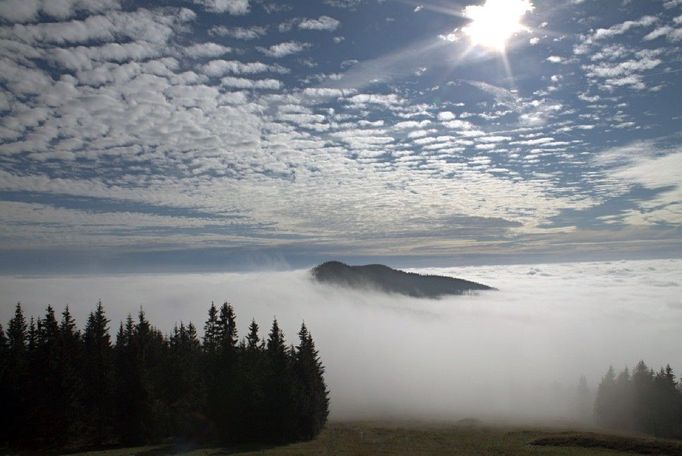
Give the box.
[60,421,682,456]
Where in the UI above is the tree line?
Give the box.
[595,361,682,438]
[0,301,329,449]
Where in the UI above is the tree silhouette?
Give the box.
[82,301,114,444]
[292,323,330,440]
[1,301,329,450]
[594,361,682,438]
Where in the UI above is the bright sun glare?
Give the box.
[462,0,534,51]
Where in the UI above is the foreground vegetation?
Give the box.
[61,421,682,456]
[0,302,329,450]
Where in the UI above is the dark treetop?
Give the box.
[311,261,495,298]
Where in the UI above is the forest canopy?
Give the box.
[0,302,329,450]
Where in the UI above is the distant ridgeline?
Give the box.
[311,261,494,298]
[0,302,329,450]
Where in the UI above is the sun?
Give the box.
[462,0,534,52]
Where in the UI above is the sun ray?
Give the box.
[462,0,534,52]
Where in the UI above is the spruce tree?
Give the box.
[210,302,239,442]
[293,323,329,440]
[0,323,9,446]
[632,361,655,434]
[5,304,28,443]
[82,301,114,444]
[114,315,147,444]
[595,366,616,427]
[30,306,63,445]
[203,302,219,354]
[263,318,295,443]
[651,365,681,438]
[235,319,266,441]
[57,306,83,442]
[613,367,634,430]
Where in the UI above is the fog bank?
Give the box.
[1,259,680,422]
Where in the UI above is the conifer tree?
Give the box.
[114,314,147,444]
[5,303,28,443]
[246,319,261,351]
[203,302,219,354]
[2,300,331,449]
[263,318,295,442]
[595,366,616,427]
[29,306,63,444]
[209,303,239,442]
[82,301,113,444]
[292,323,329,440]
[57,306,83,441]
[612,367,634,430]
[218,302,238,351]
[651,365,681,437]
[0,323,9,446]
[632,360,655,434]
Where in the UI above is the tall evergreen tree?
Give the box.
[203,302,219,354]
[595,366,616,427]
[114,314,148,444]
[651,365,681,438]
[209,303,239,442]
[218,302,238,351]
[82,301,113,444]
[0,323,9,446]
[612,367,634,430]
[4,304,28,444]
[57,306,83,442]
[263,318,295,443]
[246,319,261,351]
[32,306,63,445]
[292,323,329,440]
[632,360,656,434]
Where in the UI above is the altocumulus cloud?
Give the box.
[0,0,680,264]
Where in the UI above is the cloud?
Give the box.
[209,25,267,40]
[583,56,661,90]
[0,0,679,259]
[592,15,658,40]
[643,24,682,42]
[257,41,310,58]
[200,59,281,76]
[595,142,682,225]
[183,42,232,58]
[220,76,281,89]
[298,15,340,31]
[193,0,250,15]
[0,0,121,23]
[324,0,362,9]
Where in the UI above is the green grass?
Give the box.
[57,421,682,456]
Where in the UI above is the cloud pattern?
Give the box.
[0,0,680,264]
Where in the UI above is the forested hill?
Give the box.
[311,261,494,298]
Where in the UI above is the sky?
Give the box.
[0,0,681,272]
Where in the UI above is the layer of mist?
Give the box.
[1,259,680,423]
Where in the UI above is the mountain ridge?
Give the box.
[311,261,495,298]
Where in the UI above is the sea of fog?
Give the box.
[1,259,680,423]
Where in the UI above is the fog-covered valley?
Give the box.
[1,259,680,423]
